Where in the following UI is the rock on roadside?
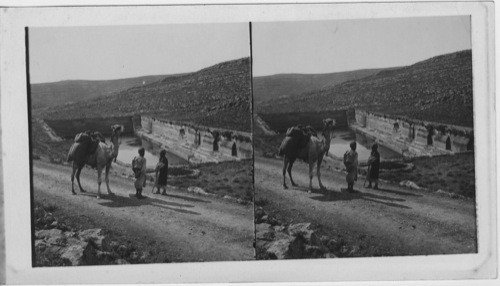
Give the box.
[255,210,337,259]
[33,203,152,266]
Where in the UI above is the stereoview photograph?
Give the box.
[28,24,254,265]
[253,16,477,259]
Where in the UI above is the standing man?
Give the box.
[133,147,147,199]
[343,141,359,192]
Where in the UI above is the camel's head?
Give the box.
[111,124,125,144]
[323,118,336,133]
[323,118,336,129]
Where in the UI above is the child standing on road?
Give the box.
[366,143,380,190]
[153,150,169,195]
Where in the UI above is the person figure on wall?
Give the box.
[343,141,359,193]
[446,133,452,151]
[133,147,147,199]
[427,125,434,146]
[366,143,380,190]
[211,130,220,152]
[231,139,237,157]
[393,121,400,133]
[153,150,169,195]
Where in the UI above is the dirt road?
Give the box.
[255,156,477,257]
[32,160,254,262]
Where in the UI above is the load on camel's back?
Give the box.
[67,131,104,167]
[278,119,335,190]
[67,125,124,199]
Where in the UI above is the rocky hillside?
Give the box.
[253,68,388,106]
[30,75,170,109]
[39,58,251,132]
[258,50,473,127]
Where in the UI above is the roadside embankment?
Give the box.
[34,202,151,266]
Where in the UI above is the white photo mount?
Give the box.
[0,1,496,284]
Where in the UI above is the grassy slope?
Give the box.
[170,160,254,202]
[258,50,473,127]
[253,68,388,104]
[383,154,476,199]
[39,58,252,132]
[31,75,170,109]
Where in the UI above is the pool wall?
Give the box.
[45,116,135,138]
[258,110,349,133]
[352,109,473,157]
[138,116,252,163]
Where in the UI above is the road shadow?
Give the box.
[82,193,201,215]
[157,193,212,203]
[290,185,326,195]
[370,187,423,197]
[310,189,411,209]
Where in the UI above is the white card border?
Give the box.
[0,1,496,284]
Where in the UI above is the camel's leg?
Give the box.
[105,162,114,195]
[70,163,77,195]
[308,161,315,190]
[282,157,289,189]
[317,156,325,190]
[288,159,298,187]
[97,166,103,199]
[76,165,86,193]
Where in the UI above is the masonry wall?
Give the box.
[259,110,349,133]
[45,116,134,138]
[353,110,473,156]
[139,116,252,163]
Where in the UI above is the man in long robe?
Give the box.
[133,148,147,199]
[344,141,358,192]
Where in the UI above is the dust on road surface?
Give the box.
[255,156,477,257]
[33,160,255,262]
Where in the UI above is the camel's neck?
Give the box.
[110,135,120,156]
[321,130,332,153]
[324,130,332,144]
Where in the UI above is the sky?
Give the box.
[252,16,471,76]
[29,23,250,83]
[29,16,471,83]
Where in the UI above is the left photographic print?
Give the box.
[27,24,254,266]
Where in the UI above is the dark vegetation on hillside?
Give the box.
[31,118,72,163]
[253,68,389,105]
[258,50,473,127]
[38,58,252,132]
[31,75,171,109]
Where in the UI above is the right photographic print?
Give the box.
[252,16,476,259]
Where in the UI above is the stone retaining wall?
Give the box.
[45,116,134,138]
[138,116,252,163]
[259,110,349,133]
[352,109,473,156]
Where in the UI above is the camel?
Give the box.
[67,124,124,198]
[279,118,335,190]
